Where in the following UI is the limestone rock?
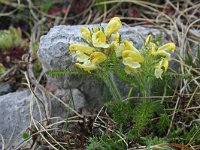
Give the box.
[0,89,33,148]
[0,87,90,148]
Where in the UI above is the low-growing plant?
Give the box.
[86,133,126,150]
[69,17,176,100]
[0,26,22,50]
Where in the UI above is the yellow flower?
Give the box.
[105,17,122,36]
[163,59,169,72]
[112,32,120,42]
[115,44,124,57]
[90,52,107,64]
[69,44,94,54]
[122,43,144,74]
[150,43,176,58]
[154,59,169,79]
[158,43,176,52]
[110,41,124,57]
[75,62,98,72]
[75,51,106,72]
[148,42,157,55]
[124,40,139,53]
[81,27,91,40]
[76,51,90,63]
[156,50,171,58]
[92,31,109,48]
[123,57,141,69]
[122,50,144,63]
[155,68,163,79]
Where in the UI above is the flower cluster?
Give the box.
[111,40,144,74]
[144,35,176,78]
[69,17,122,72]
[69,17,176,79]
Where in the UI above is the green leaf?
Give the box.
[22,132,29,140]
[157,113,170,135]
[108,100,133,128]
[165,72,192,79]
[45,69,92,78]
[133,101,155,136]
[40,0,53,12]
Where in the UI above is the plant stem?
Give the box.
[100,71,122,101]
[127,86,133,99]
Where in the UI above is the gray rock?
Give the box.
[0,89,33,148]
[38,24,162,112]
[51,88,87,117]
[0,87,91,148]
[0,82,12,96]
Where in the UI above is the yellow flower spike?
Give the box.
[76,51,90,63]
[92,31,109,48]
[144,34,152,46]
[75,63,98,72]
[105,17,122,36]
[90,52,107,64]
[123,57,141,69]
[122,50,144,63]
[158,43,176,52]
[112,32,120,42]
[81,27,91,40]
[124,40,139,53]
[69,44,95,54]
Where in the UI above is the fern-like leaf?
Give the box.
[165,72,192,79]
[46,69,88,78]
[133,101,155,136]
[157,113,170,135]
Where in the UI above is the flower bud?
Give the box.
[158,43,176,51]
[81,27,91,40]
[69,44,94,54]
[105,17,122,36]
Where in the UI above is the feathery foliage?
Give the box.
[46,69,95,78]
